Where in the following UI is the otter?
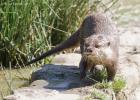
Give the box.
[80,34,119,81]
[26,13,119,81]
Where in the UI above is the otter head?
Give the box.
[83,34,113,66]
[84,34,110,54]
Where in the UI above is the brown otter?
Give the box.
[80,34,119,81]
[26,13,119,81]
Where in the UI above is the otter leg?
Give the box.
[79,58,87,79]
[106,64,117,81]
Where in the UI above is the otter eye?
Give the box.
[107,42,110,46]
[95,44,100,48]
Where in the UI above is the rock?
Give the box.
[129,87,140,100]
[118,63,140,89]
[31,64,94,89]
[30,80,49,88]
[119,27,140,46]
[84,88,115,100]
[116,26,140,100]
[120,33,140,46]
[4,88,81,100]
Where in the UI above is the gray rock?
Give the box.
[120,31,140,46]
[4,88,81,100]
[116,26,140,100]
[31,64,94,90]
[30,80,49,88]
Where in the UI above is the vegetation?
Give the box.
[0,0,119,67]
[0,66,38,98]
[112,79,126,93]
[87,67,108,82]
[86,66,126,100]
[94,80,110,89]
[95,78,126,93]
[90,67,126,93]
[85,78,126,100]
[85,89,107,100]
[87,68,126,93]
[0,0,89,67]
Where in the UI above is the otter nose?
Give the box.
[86,47,93,53]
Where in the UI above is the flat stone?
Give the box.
[4,88,81,100]
[31,64,94,90]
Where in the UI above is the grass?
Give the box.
[85,78,126,100]
[95,78,126,93]
[85,89,107,100]
[87,68,108,82]
[90,67,126,94]
[112,79,126,93]
[0,65,39,98]
[0,0,120,67]
[0,0,93,67]
[86,66,126,99]
[87,67,126,93]
[94,80,110,89]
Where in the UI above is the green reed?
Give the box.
[0,0,117,67]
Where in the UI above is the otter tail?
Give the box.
[26,29,80,65]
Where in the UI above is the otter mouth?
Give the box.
[82,54,104,68]
[83,51,106,65]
